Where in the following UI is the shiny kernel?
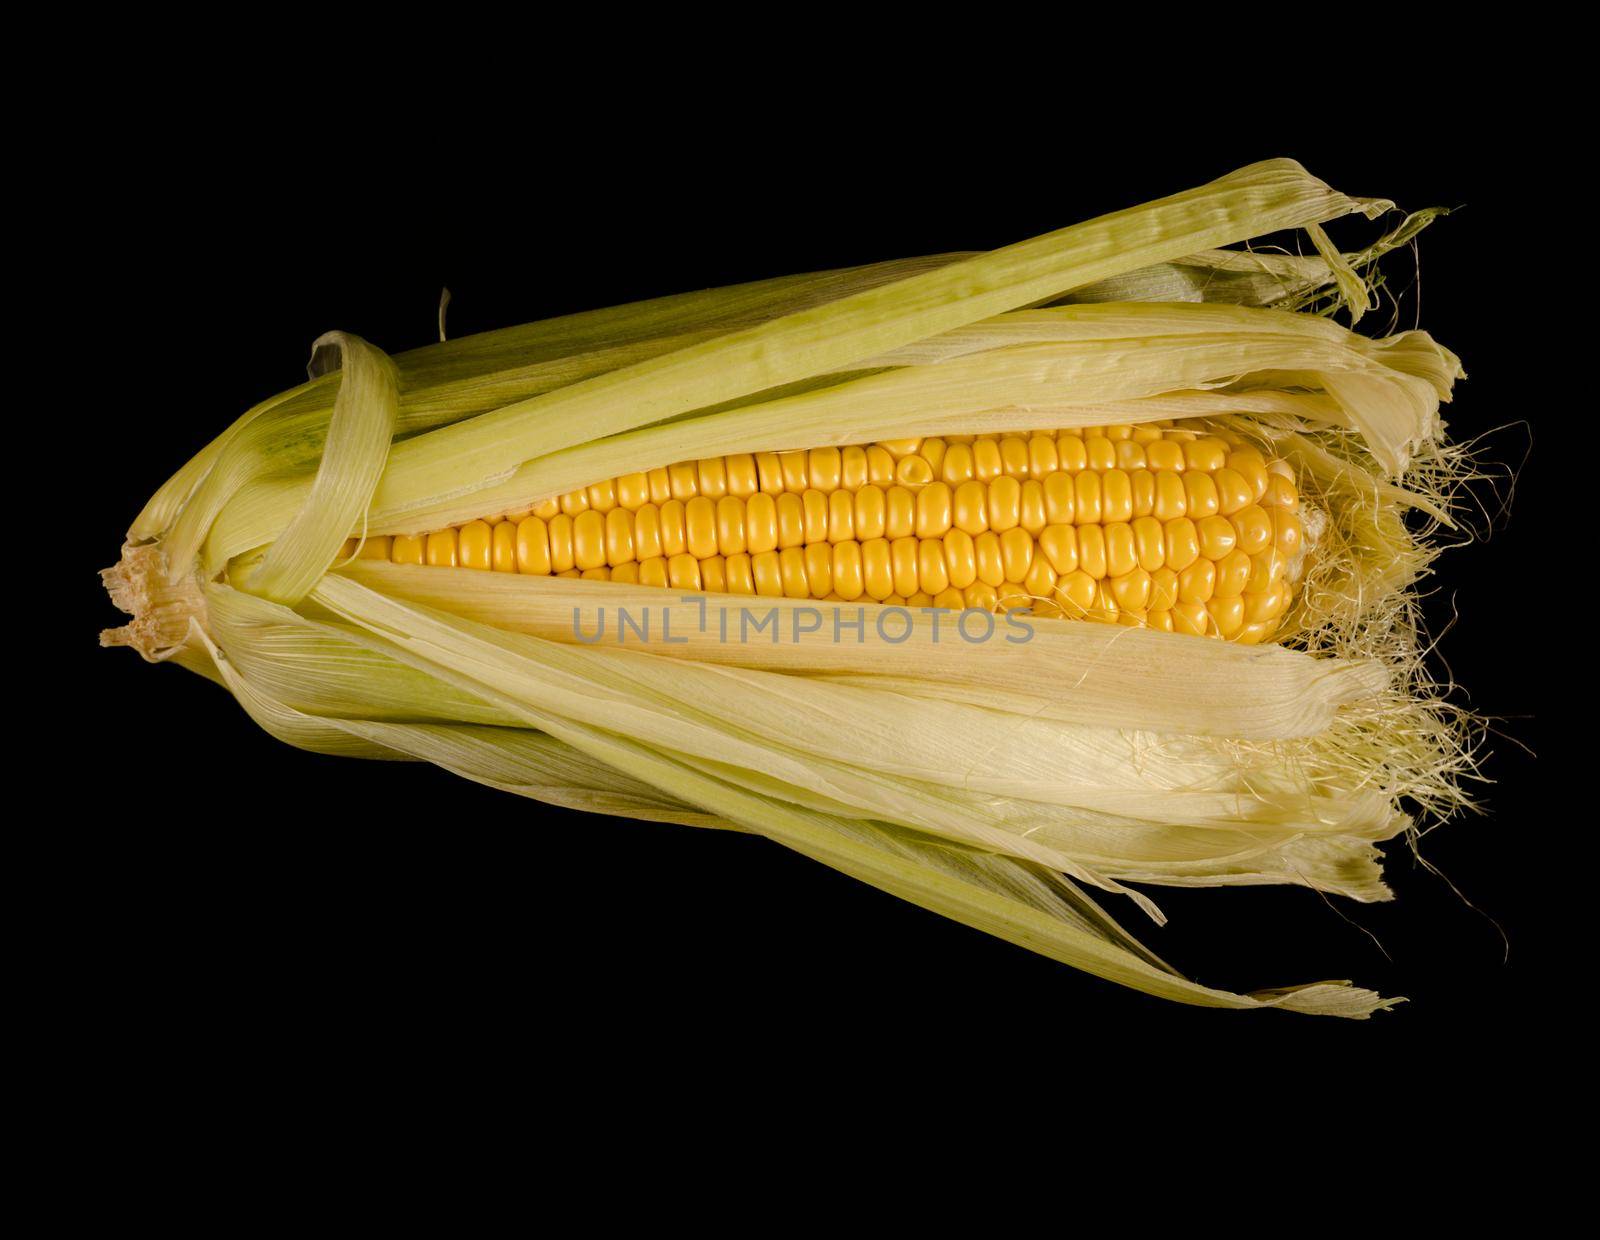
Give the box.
[755,452,784,494]
[943,529,977,589]
[972,439,1004,481]
[1076,525,1107,579]
[1056,435,1088,472]
[547,516,575,572]
[587,479,617,513]
[964,581,1000,612]
[1178,558,1216,604]
[941,442,975,485]
[725,454,759,498]
[953,480,989,534]
[1182,471,1219,519]
[700,555,726,594]
[1147,608,1174,632]
[1028,435,1059,478]
[1183,437,1229,472]
[638,556,669,589]
[918,539,950,595]
[668,462,698,500]
[1231,504,1274,556]
[775,493,806,548]
[805,543,833,597]
[1145,440,1185,472]
[1055,570,1096,617]
[1115,440,1147,471]
[832,541,864,600]
[885,487,916,539]
[917,437,947,474]
[752,550,783,597]
[1086,438,1117,472]
[391,534,425,565]
[515,518,550,574]
[745,493,778,554]
[1172,601,1210,636]
[1164,518,1200,572]
[1000,437,1030,477]
[1043,472,1076,524]
[802,490,829,543]
[1245,582,1290,624]
[854,485,887,540]
[1149,568,1179,611]
[424,527,458,568]
[777,547,812,598]
[646,469,673,505]
[1212,467,1253,516]
[1104,523,1137,578]
[634,504,664,561]
[1214,548,1252,598]
[668,553,702,591]
[1101,470,1133,523]
[725,552,755,595]
[1132,424,1164,443]
[827,490,855,543]
[988,475,1022,531]
[807,447,841,492]
[1023,556,1057,602]
[1237,620,1273,646]
[1226,449,1270,503]
[998,524,1036,579]
[879,438,922,458]
[573,510,608,570]
[891,537,920,597]
[1019,480,1047,534]
[934,587,966,611]
[616,472,651,510]
[1110,567,1152,611]
[974,531,1005,587]
[916,482,953,538]
[840,445,869,491]
[491,524,517,573]
[532,497,561,520]
[1130,469,1156,517]
[716,495,747,557]
[1263,474,1299,509]
[1246,549,1285,594]
[561,489,590,517]
[1104,424,1134,441]
[1163,470,1204,521]
[659,500,688,557]
[779,451,809,492]
[1073,471,1102,525]
[861,539,894,601]
[1038,524,1079,575]
[1197,514,1238,561]
[1208,596,1246,639]
[865,445,897,486]
[895,455,934,488]
[606,507,636,565]
[611,562,639,585]
[1132,517,1166,572]
[1274,509,1303,557]
[696,457,728,500]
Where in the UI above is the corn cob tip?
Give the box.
[100,542,209,661]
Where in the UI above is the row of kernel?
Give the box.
[483,426,1282,518]
[354,486,1301,577]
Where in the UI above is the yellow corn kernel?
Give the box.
[391,533,424,565]
[716,495,747,557]
[491,523,517,573]
[775,493,806,548]
[726,454,759,498]
[696,457,728,500]
[854,485,887,541]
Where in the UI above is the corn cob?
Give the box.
[345,422,1303,642]
[104,159,1481,1019]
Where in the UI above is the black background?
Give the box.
[68,113,1551,1096]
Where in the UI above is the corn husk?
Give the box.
[103,158,1476,1017]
